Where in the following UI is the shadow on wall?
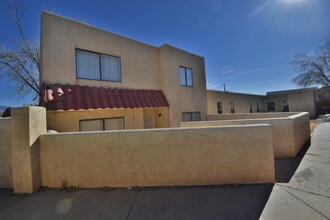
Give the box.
[275,139,311,183]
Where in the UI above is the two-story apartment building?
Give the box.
[40,12,207,132]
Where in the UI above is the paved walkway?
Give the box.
[0,184,273,219]
[260,122,330,220]
[0,126,317,220]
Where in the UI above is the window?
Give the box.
[250,102,253,113]
[217,102,222,114]
[76,49,121,82]
[257,102,260,112]
[179,66,193,87]
[267,101,275,112]
[80,117,124,131]
[182,112,201,122]
[230,101,235,113]
[282,100,289,112]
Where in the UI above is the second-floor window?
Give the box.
[76,49,121,82]
[179,66,193,87]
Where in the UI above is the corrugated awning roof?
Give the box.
[41,84,170,111]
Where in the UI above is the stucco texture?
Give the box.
[183,112,310,159]
[0,118,12,188]
[39,125,275,188]
[11,107,47,193]
[41,12,207,128]
[207,90,265,114]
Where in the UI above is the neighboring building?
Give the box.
[207,90,264,114]
[207,87,318,118]
[317,87,330,114]
[40,12,207,132]
[266,88,317,117]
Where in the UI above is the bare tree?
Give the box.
[0,0,40,100]
[292,39,330,88]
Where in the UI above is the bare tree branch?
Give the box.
[0,0,40,100]
[291,40,330,88]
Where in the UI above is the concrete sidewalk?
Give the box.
[0,184,273,220]
[0,127,313,220]
[260,122,330,219]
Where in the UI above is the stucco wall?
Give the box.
[11,107,47,193]
[47,107,169,132]
[0,118,12,188]
[266,94,288,112]
[41,12,161,90]
[159,45,207,127]
[207,90,265,114]
[290,113,311,155]
[288,90,316,118]
[207,112,296,121]
[41,12,207,128]
[184,112,310,158]
[39,125,274,188]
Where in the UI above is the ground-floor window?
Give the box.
[282,100,289,112]
[230,101,235,113]
[182,112,201,122]
[267,101,275,112]
[79,117,124,131]
[250,102,253,113]
[217,102,222,114]
[257,102,260,112]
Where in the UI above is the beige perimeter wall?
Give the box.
[184,112,310,158]
[39,125,275,188]
[0,118,12,188]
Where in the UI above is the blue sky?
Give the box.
[0,0,329,106]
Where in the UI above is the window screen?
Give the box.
[104,118,124,130]
[80,117,124,131]
[76,49,121,82]
[182,112,201,122]
[179,66,193,87]
[101,54,121,81]
[76,50,100,80]
[80,119,103,131]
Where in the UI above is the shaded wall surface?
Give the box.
[0,118,12,188]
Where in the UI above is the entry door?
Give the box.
[144,115,155,129]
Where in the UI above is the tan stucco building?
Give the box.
[40,11,207,132]
[207,87,318,118]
